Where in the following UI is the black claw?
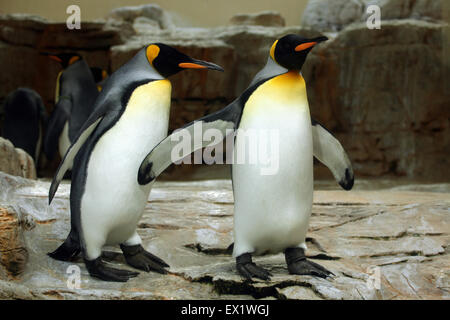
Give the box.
[285,247,334,278]
[121,244,169,274]
[142,250,170,268]
[307,259,335,277]
[236,263,253,280]
[84,257,139,282]
[236,253,271,281]
[246,263,272,280]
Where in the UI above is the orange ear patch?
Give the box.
[295,42,317,52]
[68,56,80,65]
[146,45,160,65]
[270,40,278,61]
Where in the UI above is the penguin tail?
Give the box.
[48,230,81,261]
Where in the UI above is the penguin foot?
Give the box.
[285,247,334,278]
[85,257,139,282]
[236,253,272,281]
[120,244,169,274]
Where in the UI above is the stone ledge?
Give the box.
[0,173,448,299]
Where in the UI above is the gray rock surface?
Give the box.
[303,20,450,180]
[0,138,36,179]
[301,0,445,32]
[107,4,174,30]
[0,14,123,49]
[0,14,123,108]
[0,172,448,299]
[230,11,286,27]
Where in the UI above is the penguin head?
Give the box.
[270,34,328,70]
[145,43,224,78]
[90,67,108,83]
[42,52,82,69]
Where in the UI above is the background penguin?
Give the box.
[139,34,354,280]
[2,87,47,166]
[90,67,108,91]
[42,52,99,167]
[47,44,224,282]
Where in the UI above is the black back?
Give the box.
[61,60,99,141]
[2,88,47,160]
[44,59,99,159]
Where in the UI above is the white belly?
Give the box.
[232,71,313,257]
[80,80,171,257]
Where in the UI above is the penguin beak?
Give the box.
[179,58,224,72]
[40,52,62,62]
[294,36,328,52]
[50,56,62,62]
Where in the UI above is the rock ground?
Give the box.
[0,172,448,300]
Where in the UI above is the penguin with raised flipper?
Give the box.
[47,44,224,282]
[42,52,99,165]
[2,87,47,164]
[138,34,354,280]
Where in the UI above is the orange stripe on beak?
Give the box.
[50,56,62,62]
[178,62,207,69]
[295,42,317,52]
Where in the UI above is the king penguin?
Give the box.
[43,52,99,167]
[47,44,224,282]
[90,67,108,92]
[138,34,354,280]
[2,87,47,165]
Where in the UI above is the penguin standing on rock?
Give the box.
[2,87,47,164]
[43,52,99,166]
[139,34,354,280]
[47,44,224,282]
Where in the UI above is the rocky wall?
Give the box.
[0,3,448,180]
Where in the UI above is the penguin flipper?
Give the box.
[48,116,103,204]
[48,93,118,204]
[43,98,71,160]
[311,119,354,190]
[138,103,240,185]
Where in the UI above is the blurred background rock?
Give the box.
[0,0,448,182]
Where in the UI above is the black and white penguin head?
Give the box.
[145,43,224,78]
[270,34,328,70]
[42,52,82,69]
[90,67,108,83]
